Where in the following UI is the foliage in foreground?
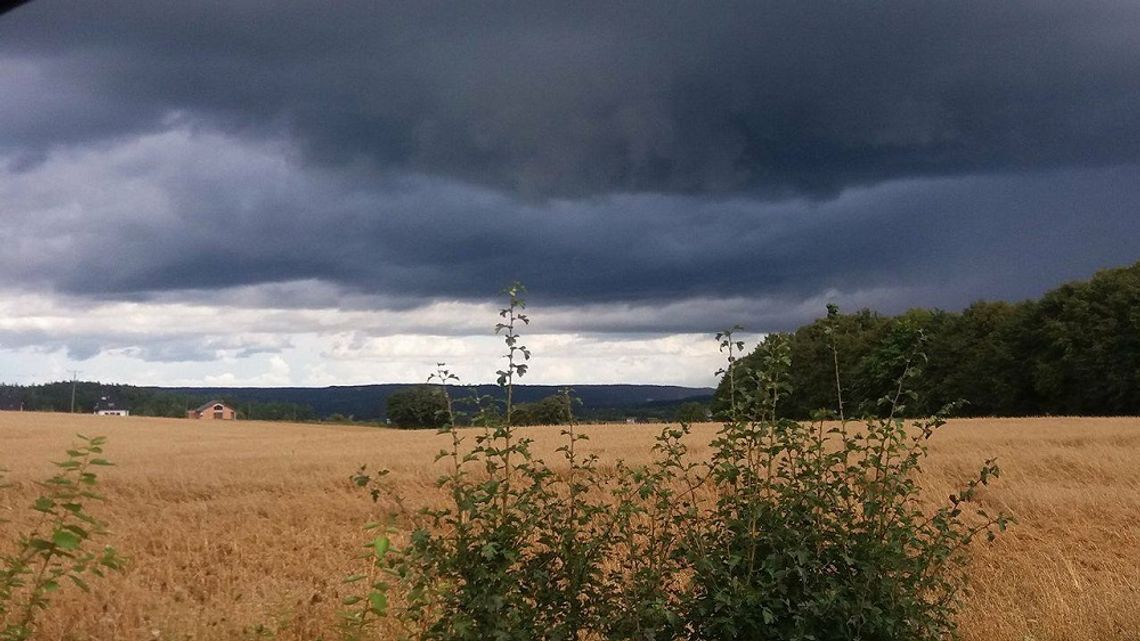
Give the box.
[0,435,123,641]
[346,286,1012,641]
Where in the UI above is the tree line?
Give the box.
[0,381,318,422]
[386,387,578,428]
[386,386,713,428]
[716,261,1140,418]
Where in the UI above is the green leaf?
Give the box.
[368,590,388,615]
[28,537,54,550]
[372,536,390,558]
[53,529,82,550]
[69,575,91,592]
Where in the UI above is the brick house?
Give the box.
[187,400,237,420]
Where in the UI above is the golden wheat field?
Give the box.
[1,412,1138,641]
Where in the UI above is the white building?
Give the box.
[93,396,129,417]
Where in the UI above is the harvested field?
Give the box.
[1,413,1138,641]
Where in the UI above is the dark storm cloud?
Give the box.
[1,128,1137,334]
[2,0,1140,197]
[1,0,1139,338]
[132,166,1140,319]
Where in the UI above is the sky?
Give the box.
[1,1,1138,388]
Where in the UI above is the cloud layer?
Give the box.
[0,1,1138,384]
[2,128,1136,311]
[4,1,1140,197]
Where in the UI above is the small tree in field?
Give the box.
[511,395,573,426]
[386,386,450,429]
[675,401,709,423]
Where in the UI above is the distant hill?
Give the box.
[159,384,713,421]
[0,380,712,422]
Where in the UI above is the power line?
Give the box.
[69,369,81,413]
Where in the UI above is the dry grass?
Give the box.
[1,412,1138,641]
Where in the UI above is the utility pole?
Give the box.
[69,370,81,413]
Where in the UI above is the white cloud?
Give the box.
[0,287,758,387]
[0,328,733,389]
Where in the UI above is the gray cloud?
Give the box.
[2,1,1139,198]
[0,326,291,363]
[0,0,1138,349]
[1,128,1137,332]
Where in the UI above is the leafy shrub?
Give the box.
[510,395,575,426]
[345,289,1011,641]
[1,435,124,641]
[387,386,451,429]
[674,401,710,423]
[681,329,1011,641]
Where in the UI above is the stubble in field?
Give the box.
[1,413,1137,640]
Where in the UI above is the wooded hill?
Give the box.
[716,261,1140,418]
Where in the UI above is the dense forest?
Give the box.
[716,262,1140,418]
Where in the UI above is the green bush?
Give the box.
[345,287,1011,641]
[682,330,1010,640]
[387,386,451,429]
[674,401,709,423]
[511,394,575,426]
[1,435,124,641]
